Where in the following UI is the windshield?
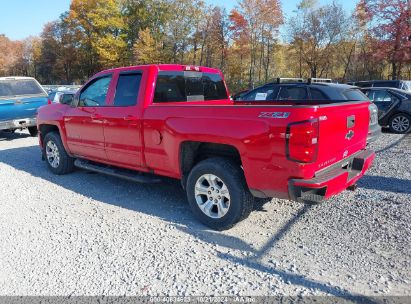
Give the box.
[0,79,45,97]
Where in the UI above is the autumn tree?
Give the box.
[67,0,127,75]
[357,0,411,79]
[231,0,283,88]
[288,0,349,78]
[133,28,166,63]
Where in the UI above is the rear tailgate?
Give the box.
[0,95,49,121]
[315,101,370,172]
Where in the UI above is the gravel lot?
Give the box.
[0,130,410,298]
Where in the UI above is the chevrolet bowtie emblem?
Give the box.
[345,130,355,140]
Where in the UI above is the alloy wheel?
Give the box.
[194,174,231,219]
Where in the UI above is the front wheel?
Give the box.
[389,113,411,134]
[43,132,75,175]
[186,158,253,230]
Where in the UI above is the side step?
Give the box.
[74,159,161,184]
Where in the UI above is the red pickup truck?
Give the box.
[37,64,375,230]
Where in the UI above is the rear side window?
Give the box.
[154,71,228,103]
[401,81,411,91]
[310,88,329,100]
[0,79,45,97]
[343,89,369,101]
[113,73,142,106]
[277,86,308,100]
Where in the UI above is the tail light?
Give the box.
[286,119,319,163]
[47,99,52,105]
[368,103,378,125]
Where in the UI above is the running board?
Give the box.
[74,159,161,184]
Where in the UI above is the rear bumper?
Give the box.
[0,117,37,130]
[289,149,375,203]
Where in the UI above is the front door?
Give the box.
[64,75,113,161]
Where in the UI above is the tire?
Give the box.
[43,131,75,175]
[389,113,411,134]
[28,126,38,137]
[186,157,253,230]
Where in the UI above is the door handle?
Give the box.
[123,115,139,121]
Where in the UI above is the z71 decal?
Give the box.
[258,112,290,119]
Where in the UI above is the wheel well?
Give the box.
[39,124,59,142]
[180,141,242,188]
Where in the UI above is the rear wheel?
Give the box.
[389,113,411,134]
[186,158,253,230]
[28,126,38,137]
[43,132,75,175]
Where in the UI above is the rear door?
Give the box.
[0,78,48,121]
[102,70,145,169]
[366,89,400,119]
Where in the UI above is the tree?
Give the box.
[133,28,165,63]
[288,0,349,78]
[232,0,283,88]
[357,0,411,79]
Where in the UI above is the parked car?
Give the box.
[0,77,49,136]
[231,89,250,101]
[48,87,79,104]
[57,92,76,105]
[234,79,381,143]
[236,79,361,102]
[353,80,411,92]
[360,87,411,134]
[37,64,375,230]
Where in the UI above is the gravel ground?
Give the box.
[0,130,410,298]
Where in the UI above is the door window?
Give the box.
[373,90,393,103]
[113,73,142,106]
[310,88,329,100]
[277,86,308,100]
[242,86,276,101]
[79,76,112,107]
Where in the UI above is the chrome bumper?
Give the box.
[0,117,37,130]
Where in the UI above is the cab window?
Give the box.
[153,71,227,103]
[79,75,112,107]
[113,73,142,106]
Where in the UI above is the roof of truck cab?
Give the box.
[95,64,222,75]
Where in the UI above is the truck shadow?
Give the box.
[0,144,377,302]
[359,175,411,195]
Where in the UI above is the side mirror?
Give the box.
[59,94,74,105]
